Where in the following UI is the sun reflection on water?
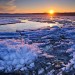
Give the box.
[21,20,28,23]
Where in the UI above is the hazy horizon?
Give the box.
[0,12,75,14]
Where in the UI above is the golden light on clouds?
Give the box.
[0,0,16,13]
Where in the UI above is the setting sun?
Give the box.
[49,10,54,15]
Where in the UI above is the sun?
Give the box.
[49,10,54,15]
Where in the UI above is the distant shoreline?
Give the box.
[0,13,75,17]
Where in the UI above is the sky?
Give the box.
[0,0,75,13]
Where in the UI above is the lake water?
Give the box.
[0,20,63,32]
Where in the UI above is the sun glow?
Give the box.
[49,10,54,15]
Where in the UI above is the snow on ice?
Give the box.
[0,39,40,72]
[0,18,21,25]
[0,16,75,74]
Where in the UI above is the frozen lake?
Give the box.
[0,20,63,32]
[0,16,75,75]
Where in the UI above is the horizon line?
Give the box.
[0,12,75,14]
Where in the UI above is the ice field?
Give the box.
[0,15,75,75]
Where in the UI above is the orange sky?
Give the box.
[0,0,75,13]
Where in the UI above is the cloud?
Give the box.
[0,0,16,13]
